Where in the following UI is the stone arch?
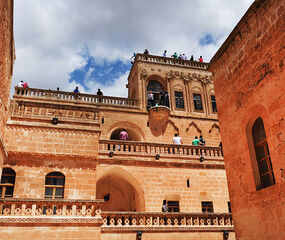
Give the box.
[146,75,166,91]
[173,83,184,91]
[107,121,145,141]
[96,167,145,212]
[208,88,215,95]
[146,75,167,106]
[209,123,220,133]
[168,119,179,133]
[192,86,202,93]
[186,121,202,135]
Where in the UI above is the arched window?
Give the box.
[252,117,275,189]
[45,172,65,199]
[147,80,163,93]
[147,80,164,107]
[0,168,16,198]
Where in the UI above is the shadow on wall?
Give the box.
[148,106,170,137]
[96,175,143,212]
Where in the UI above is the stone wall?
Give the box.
[0,0,14,176]
[210,0,285,239]
[86,164,229,212]
[99,110,221,146]
[4,125,99,156]
[101,232,236,240]
[0,226,101,240]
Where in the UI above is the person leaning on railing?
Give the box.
[16,80,24,94]
[97,89,103,102]
[73,86,80,100]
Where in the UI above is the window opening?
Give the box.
[0,168,16,198]
[45,172,65,199]
[201,201,214,213]
[187,179,190,188]
[167,201,180,212]
[193,94,203,111]
[228,201,231,213]
[211,95,217,113]
[175,91,184,109]
[252,117,275,189]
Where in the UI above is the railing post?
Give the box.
[72,204,76,216]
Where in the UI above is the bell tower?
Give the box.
[127,53,216,119]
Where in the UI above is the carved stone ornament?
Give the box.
[141,69,147,79]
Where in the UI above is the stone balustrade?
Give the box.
[0,198,103,217]
[135,53,209,70]
[99,140,223,158]
[14,87,140,108]
[101,212,233,231]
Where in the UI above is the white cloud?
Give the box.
[13,0,254,97]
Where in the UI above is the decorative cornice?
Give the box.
[0,216,103,226]
[6,123,100,135]
[102,225,234,232]
[7,151,97,168]
[165,71,212,83]
[98,154,225,170]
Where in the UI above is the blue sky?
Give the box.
[13,0,254,97]
[69,46,131,91]
[199,34,216,46]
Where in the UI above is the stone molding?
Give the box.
[98,155,225,170]
[209,123,220,133]
[165,70,212,83]
[7,151,97,168]
[6,123,100,135]
[102,225,234,232]
[0,216,103,226]
[8,151,96,160]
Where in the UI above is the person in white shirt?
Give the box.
[16,80,24,94]
[173,133,183,144]
[17,80,24,87]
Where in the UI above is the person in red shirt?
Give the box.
[118,129,128,150]
[198,56,203,62]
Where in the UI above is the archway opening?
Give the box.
[147,80,166,107]
[110,128,141,141]
[96,175,143,211]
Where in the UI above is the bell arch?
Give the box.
[96,167,145,212]
[146,75,167,107]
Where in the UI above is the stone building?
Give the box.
[0,52,234,239]
[0,2,233,236]
[210,0,285,239]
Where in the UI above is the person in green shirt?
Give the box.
[192,136,200,145]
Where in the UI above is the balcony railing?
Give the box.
[135,53,209,70]
[14,87,140,108]
[0,198,103,217]
[101,212,233,230]
[99,140,223,158]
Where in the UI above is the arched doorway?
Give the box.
[110,128,141,141]
[147,80,164,106]
[96,167,145,212]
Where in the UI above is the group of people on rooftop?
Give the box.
[16,80,29,94]
[73,87,103,96]
[131,50,204,63]
[144,49,203,62]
